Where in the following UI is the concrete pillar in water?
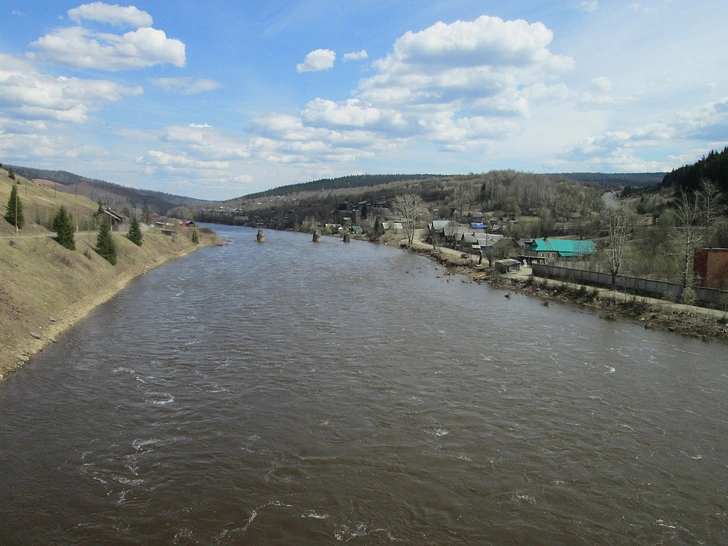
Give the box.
[312,230,321,243]
[256,229,265,243]
[343,233,351,243]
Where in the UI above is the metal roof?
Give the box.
[527,238,595,257]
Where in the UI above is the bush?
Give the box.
[680,287,697,306]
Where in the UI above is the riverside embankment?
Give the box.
[395,229,728,342]
[0,225,221,380]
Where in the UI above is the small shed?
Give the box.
[494,259,522,274]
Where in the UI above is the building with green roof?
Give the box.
[526,238,596,264]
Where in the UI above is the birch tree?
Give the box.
[394,194,423,249]
[603,207,633,290]
[671,190,703,288]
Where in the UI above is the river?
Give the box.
[1,225,727,545]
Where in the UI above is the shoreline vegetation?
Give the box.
[0,225,222,381]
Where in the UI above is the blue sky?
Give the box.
[1,1,726,200]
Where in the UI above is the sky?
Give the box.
[1,1,727,201]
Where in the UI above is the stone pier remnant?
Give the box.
[256,229,265,243]
[312,230,321,243]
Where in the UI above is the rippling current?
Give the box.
[1,225,727,545]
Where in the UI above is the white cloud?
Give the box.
[343,50,368,62]
[149,77,222,94]
[351,16,573,148]
[247,16,579,166]
[296,49,336,73]
[590,76,612,92]
[136,150,230,171]
[159,124,250,160]
[68,2,153,28]
[31,20,185,70]
[560,96,728,170]
[0,53,142,123]
[577,1,599,13]
[301,98,408,130]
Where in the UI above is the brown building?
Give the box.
[694,248,728,289]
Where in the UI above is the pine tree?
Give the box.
[4,183,25,230]
[126,216,143,246]
[52,206,76,250]
[95,217,117,265]
[191,228,199,244]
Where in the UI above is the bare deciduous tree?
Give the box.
[394,194,424,249]
[671,190,704,288]
[603,207,633,290]
[700,178,723,228]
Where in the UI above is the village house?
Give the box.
[525,238,596,264]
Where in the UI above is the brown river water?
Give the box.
[1,225,727,545]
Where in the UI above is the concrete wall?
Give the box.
[532,264,728,308]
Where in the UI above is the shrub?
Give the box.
[680,287,697,306]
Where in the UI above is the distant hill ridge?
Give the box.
[6,165,207,215]
[239,174,451,200]
[6,164,671,212]
[237,171,668,201]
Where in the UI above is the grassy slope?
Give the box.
[0,169,221,379]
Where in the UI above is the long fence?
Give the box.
[531,264,728,308]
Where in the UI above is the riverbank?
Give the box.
[0,225,222,380]
[393,229,728,342]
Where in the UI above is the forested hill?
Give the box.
[661,146,728,193]
[6,165,206,214]
[557,172,665,186]
[241,174,450,199]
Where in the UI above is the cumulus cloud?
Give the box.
[357,16,572,119]
[30,4,185,71]
[159,124,250,159]
[343,50,368,62]
[590,76,612,92]
[301,98,408,131]
[249,16,578,165]
[149,77,222,94]
[0,53,142,123]
[296,49,336,73]
[577,1,599,13]
[68,2,153,27]
[249,113,398,164]
[136,150,230,171]
[560,96,728,170]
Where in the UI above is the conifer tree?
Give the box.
[4,183,24,230]
[191,228,199,244]
[52,205,75,250]
[95,217,117,265]
[126,216,143,246]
